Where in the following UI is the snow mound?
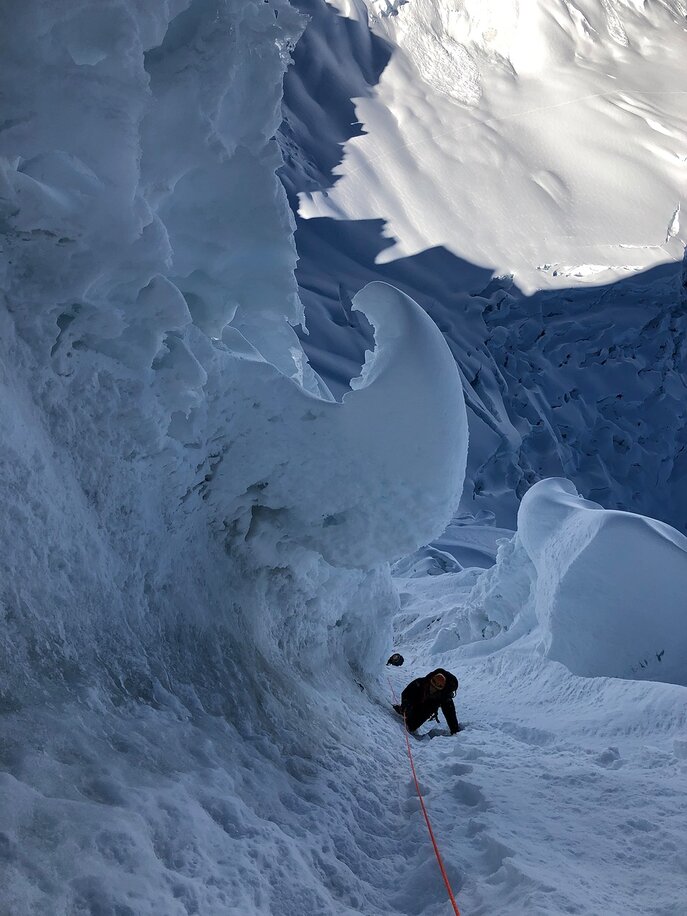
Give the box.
[426,479,687,686]
[519,478,687,685]
[209,281,468,570]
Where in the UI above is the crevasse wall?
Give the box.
[0,1,468,911]
[0,0,311,689]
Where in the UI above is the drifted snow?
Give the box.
[519,478,687,684]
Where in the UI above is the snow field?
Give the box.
[303,0,687,292]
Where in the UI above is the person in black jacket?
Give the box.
[394,668,461,735]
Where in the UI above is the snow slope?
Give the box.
[384,646,687,915]
[390,482,687,914]
[296,0,687,290]
[1,1,686,915]
[282,0,687,533]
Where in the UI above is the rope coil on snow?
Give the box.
[388,677,461,915]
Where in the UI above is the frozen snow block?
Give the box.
[519,478,687,685]
[310,281,468,566]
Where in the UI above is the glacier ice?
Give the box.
[0,1,470,911]
[519,477,687,685]
[441,478,687,686]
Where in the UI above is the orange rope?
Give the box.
[388,676,461,916]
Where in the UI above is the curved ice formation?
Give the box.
[0,0,467,574]
[519,478,687,685]
[207,281,468,569]
[0,0,471,684]
[333,281,468,564]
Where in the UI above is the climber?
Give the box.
[393,668,461,734]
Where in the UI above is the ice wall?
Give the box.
[0,1,470,910]
[453,479,687,687]
[0,0,468,671]
[0,0,307,683]
[519,478,687,685]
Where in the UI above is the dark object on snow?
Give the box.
[396,668,460,734]
[386,653,405,666]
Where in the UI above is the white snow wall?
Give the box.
[0,0,316,693]
[0,0,471,683]
[449,479,687,687]
[0,2,468,911]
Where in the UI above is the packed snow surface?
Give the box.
[1,0,686,915]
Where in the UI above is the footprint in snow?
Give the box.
[453,778,488,811]
[478,834,516,877]
[623,817,657,833]
[594,746,624,769]
[498,722,556,747]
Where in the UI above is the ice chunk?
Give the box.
[519,478,687,685]
[323,282,466,564]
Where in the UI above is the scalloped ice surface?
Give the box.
[0,1,471,912]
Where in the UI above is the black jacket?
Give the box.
[401,668,459,734]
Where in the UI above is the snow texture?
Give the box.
[283,0,687,534]
[519,478,687,685]
[1,0,687,915]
